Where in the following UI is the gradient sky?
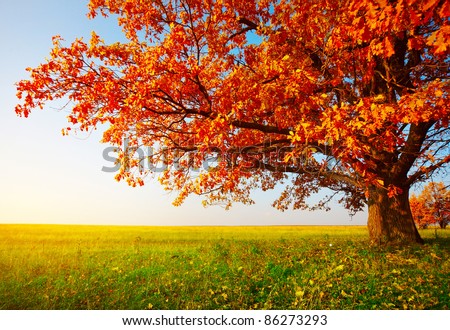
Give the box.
[0,0,367,226]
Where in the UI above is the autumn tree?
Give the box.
[411,182,450,229]
[409,194,433,229]
[15,0,450,245]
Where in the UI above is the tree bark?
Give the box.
[367,185,423,245]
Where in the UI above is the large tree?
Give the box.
[16,0,449,244]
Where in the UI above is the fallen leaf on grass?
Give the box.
[430,253,441,260]
[335,264,345,271]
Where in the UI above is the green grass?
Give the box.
[0,224,449,310]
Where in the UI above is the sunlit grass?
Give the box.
[0,224,448,309]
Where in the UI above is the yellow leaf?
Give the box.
[374,94,386,103]
[335,264,345,271]
[430,253,441,260]
[435,89,443,97]
[284,153,293,162]
[394,283,405,291]
[295,290,305,298]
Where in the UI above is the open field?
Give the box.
[0,224,449,309]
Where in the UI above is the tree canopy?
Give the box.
[15,0,450,244]
[410,182,450,229]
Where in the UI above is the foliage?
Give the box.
[0,224,449,310]
[411,182,450,229]
[14,0,450,243]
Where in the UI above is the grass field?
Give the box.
[0,224,449,310]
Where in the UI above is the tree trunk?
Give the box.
[367,185,423,245]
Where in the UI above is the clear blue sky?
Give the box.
[0,0,367,226]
